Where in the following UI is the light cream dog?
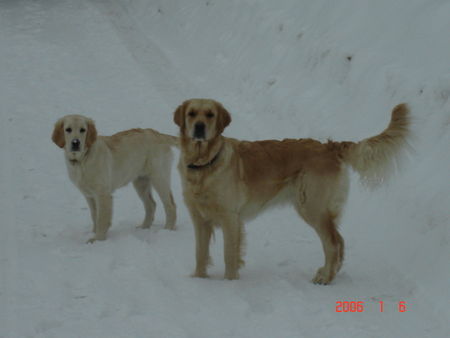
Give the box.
[52,115,177,243]
[174,99,410,284]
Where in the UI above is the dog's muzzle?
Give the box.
[193,122,206,140]
[71,139,81,152]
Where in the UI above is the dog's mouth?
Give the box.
[67,151,83,164]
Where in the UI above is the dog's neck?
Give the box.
[181,135,224,168]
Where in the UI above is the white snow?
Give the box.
[1,0,449,337]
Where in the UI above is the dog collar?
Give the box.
[187,149,221,170]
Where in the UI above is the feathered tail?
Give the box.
[336,103,411,187]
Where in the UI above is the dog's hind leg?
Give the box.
[310,214,344,285]
[151,173,177,230]
[133,176,156,229]
[294,171,347,284]
[296,207,344,284]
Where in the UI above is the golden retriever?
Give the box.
[174,99,410,284]
[52,115,177,243]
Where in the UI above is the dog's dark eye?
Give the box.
[80,128,86,133]
[188,111,196,117]
[206,112,214,118]
[65,128,72,133]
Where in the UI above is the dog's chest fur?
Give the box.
[181,166,221,202]
[65,157,107,196]
[66,161,93,194]
[179,159,239,220]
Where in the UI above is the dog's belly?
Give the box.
[189,187,291,224]
[239,184,293,221]
[182,161,296,224]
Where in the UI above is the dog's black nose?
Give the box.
[71,139,80,151]
[194,122,205,139]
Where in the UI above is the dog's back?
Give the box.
[98,128,175,189]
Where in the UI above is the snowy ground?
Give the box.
[1,0,449,337]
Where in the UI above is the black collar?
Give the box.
[187,149,221,170]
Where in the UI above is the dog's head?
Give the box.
[52,115,97,162]
[173,99,231,141]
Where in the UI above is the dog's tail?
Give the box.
[333,103,411,187]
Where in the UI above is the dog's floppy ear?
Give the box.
[85,118,97,148]
[216,102,231,135]
[173,101,187,129]
[52,118,66,148]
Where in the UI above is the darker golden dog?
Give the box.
[174,99,410,284]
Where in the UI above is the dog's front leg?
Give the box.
[85,196,97,233]
[188,206,213,278]
[87,194,112,243]
[222,216,244,280]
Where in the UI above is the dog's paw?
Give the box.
[191,271,209,279]
[224,271,240,280]
[86,234,106,244]
[311,267,334,285]
[164,224,176,231]
[136,223,151,229]
[86,237,97,244]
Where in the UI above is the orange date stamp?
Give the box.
[335,301,407,312]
